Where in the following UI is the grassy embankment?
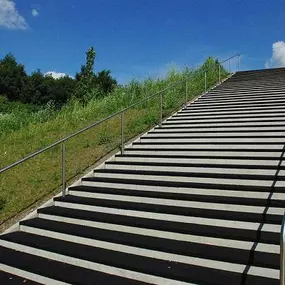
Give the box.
[0,62,227,229]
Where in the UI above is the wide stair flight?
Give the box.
[1,67,285,285]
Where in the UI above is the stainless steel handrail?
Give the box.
[0,54,240,196]
[281,212,285,285]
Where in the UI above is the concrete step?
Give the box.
[92,168,285,188]
[172,112,285,120]
[141,136,285,143]
[66,187,285,218]
[166,117,285,124]
[147,131,285,138]
[19,218,279,267]
[52,195,281,235]
[70,184,285,207]
[198,95,285,104]
[123,148,284,158]
[115,154,285,167]
[194,98,285,107]
[181,105,285,113]
[0,232,194,285]
[0,245,146,285]
[131,142,285,150]
[105,160,285,176]
[162,121,285,127]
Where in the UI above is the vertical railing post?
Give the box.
[121,111,125,154]
[229,59,231,73]
[204,72,207,93]
[218,64,221,83]
[185,80,188,105]
[238,54,241,71]
[61,142,66,197]
[159,92,163,127]
[281,212,285,285]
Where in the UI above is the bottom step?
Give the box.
[0,245,148,285]
[0,269,41,285]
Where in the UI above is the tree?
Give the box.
[94,70,117,94]
[0,53,28,101]
[75,47,96,96]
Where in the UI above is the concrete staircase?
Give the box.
[1,67,285,285]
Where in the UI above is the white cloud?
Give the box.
[32,9,39,17]
[44,71,72,79]
[0,0,28,30]
[266,41,285,68]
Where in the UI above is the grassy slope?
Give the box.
[0,65,226,227]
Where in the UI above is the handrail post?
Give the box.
[281,212,285,285]
[204,71,207,93]
[121,111,125,154]
[61,142,66,197]
[185,80,188,104]
[229,59,231,73]
[218,64,221,83]
[159,92,163,127]
[238,54,241,71]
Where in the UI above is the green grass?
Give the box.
[0,63,228,228]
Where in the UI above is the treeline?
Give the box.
[0,47,117,107]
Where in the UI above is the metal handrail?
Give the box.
[0,54,240,197]
[281,212,285,285]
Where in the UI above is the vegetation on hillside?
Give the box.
[0,49,228,230]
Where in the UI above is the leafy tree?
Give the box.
[94,70,117,94]
[0,53,28,101]
[75,47,96,101]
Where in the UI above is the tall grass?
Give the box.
[0,62,228,229]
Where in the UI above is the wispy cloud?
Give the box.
[45,71,72,79]
[0,0,28,30]
[32,9,39,17]
[265,41,285,68]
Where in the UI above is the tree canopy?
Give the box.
[0,47,117,107]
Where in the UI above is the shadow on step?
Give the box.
[241,143,285,284]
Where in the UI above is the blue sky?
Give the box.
[0,0,285,83]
